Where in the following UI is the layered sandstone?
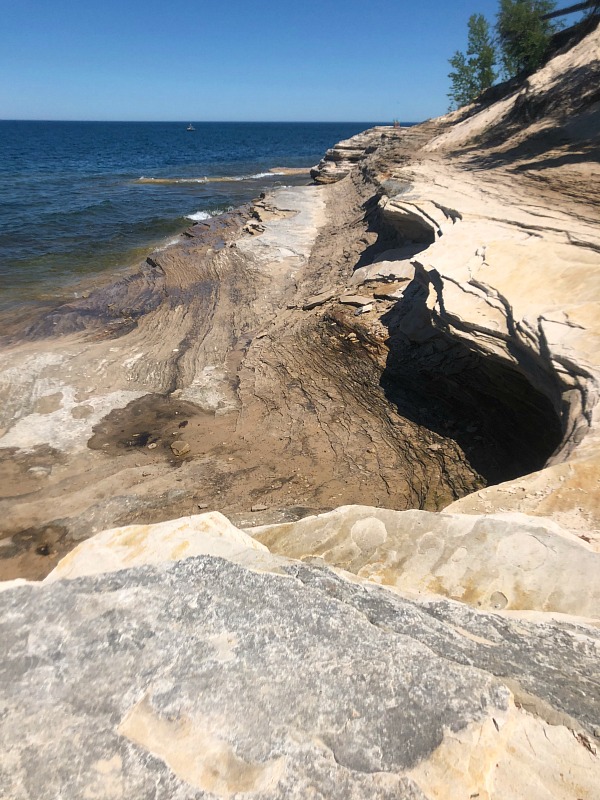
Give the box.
[1,19,599,800]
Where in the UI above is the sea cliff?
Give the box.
[1,19,600,799]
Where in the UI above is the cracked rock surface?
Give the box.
[1,552,599,799]
[1,18,600,800]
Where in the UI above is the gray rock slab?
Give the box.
[1,557,599,798]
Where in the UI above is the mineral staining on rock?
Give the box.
[2,550,599,799]
[1,19,600,800]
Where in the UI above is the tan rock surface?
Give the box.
[44,511,292,583]
[409,702,600,800]
[250,505,600,617]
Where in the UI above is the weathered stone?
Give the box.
[310,127,399,184]
[43,512,273,583]
[170,440,190,456]
[249,505,600,618]
[302,289,335,310]
[353,259,416,286]
[1,555,599,798]
[338,294,373,307]
[373,284,406,301]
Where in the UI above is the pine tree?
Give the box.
[496,0,558,77]
[448,14,497,110]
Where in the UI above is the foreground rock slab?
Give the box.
[250,505,600,618]
[43,511,286,583]
[1,554,599,799]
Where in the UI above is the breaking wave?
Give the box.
[137,171,290,185]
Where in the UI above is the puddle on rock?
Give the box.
[87,393,236,461]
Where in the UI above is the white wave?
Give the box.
[186,210,212,221]
[247,171,287,179]
[153,236,181,252]
[137,172,287,185]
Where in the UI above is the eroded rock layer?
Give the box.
[2,24,599,580]
[1,20,600,799]
[2,544,599,799]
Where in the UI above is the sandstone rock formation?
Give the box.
[2,513,599,798]
[310,127,392,184]
[250,505,600,618]
[1,18,599,799]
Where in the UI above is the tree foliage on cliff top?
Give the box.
[497,0,559,76]
[448,0,562,110]
[448,14,497,109]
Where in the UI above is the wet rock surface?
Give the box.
[1,22,600,799]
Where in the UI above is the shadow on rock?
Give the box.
[378,267,564,486]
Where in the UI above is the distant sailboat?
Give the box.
[187,123,195,131]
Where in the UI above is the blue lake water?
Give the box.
[0,120,403,312]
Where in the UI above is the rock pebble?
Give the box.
[338,294,372,307]
[170,440,190,456]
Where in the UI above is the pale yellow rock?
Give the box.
[0,578,31,593]
[363,84,600,532]
[44,511,288,583]
[248,505,600,618]
[118,696,285,798]
[410,700,600,800]
[446,458,600,547]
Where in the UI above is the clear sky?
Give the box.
[2,0,508,122]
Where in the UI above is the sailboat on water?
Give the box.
[187,123,195,131]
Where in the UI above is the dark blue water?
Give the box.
[0,121,394,311]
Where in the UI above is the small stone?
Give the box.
[147,443,158,450]
[338,294,372,306]
[170,440,191,456]
[28,466,51,477]
[197,503,209,509]
[251,504,268,512]
[302,290,335,310]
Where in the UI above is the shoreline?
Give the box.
[1,21,600,796]
[0,22,599,581]
[0,168,314,342]
[0,169,314,324]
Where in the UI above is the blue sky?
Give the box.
[2,0,509,121]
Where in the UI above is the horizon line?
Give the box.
[0,118,420,125]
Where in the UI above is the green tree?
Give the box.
[496,0,558,77]
[448,14,497,110]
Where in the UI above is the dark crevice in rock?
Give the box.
[378,274,563,487]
